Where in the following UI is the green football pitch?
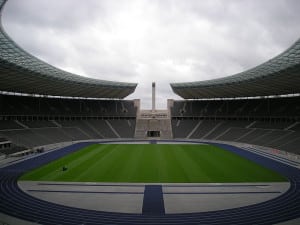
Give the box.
[20,144,286,183]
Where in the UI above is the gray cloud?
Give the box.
[2,0,300,109]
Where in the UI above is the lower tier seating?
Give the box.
[0,119,136,148]
[171,119,300,154]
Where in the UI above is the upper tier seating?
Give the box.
[171,97,300,119]
[0,94,137,117]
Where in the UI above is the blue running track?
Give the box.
[0,141,300,225]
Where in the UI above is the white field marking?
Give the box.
[155,142,207,145]
[97,141,208,145]
[97,142,149,145]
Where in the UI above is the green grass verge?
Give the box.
[20,144,287,183]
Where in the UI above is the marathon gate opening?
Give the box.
[147,130,160,137]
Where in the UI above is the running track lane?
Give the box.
[0,141,300,224]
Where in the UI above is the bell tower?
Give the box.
[152,82,156,113]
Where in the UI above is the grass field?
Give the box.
[20,144,286,183]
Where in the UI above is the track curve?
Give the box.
[0,141,300,225]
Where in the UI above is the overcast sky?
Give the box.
[2,0,300,109]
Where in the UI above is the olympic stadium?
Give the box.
[0,0,300,224]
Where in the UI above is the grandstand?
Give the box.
[170,97,300,154]
[0,94,138,149]
[0,0,138,154]
[0,0,300,224]
[170,38,300,155]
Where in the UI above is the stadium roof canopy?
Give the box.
[0,0,137,99]
[171,38,300,99]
